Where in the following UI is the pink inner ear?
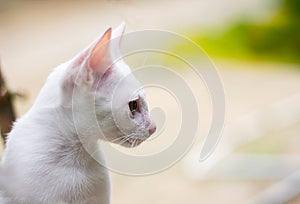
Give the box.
[89,27,112,73]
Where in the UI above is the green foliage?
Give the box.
[181,0,300,64]
[283,0,300,19]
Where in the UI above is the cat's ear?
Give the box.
[110,22,126,60]
[61,27,113,106]
[112,22,126,46]
[88,27,113,73]
[88,22,126,73]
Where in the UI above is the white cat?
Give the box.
[0,23,156,204]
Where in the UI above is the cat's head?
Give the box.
[61,23,156,148]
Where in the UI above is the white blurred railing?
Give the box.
[184,92,300,202]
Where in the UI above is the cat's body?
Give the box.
[0,65,111,204]
[0,23,156,204]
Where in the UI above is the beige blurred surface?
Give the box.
[1,1,300,203]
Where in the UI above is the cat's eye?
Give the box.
[129,100,139,114]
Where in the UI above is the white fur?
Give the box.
[0,23,156,204]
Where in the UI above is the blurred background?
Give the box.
[0,0,300,203]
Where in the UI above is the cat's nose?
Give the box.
[148,123,156,136]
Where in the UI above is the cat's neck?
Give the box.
[25,105,103,170]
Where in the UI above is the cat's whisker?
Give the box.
[122,136,133,145]
[117,139,129,146]
[130,139,134,148]
[110,136,126,143]
[110,136,127,144]
[115,135,131,146]
[130,138,136,148]
[134,139,139,147]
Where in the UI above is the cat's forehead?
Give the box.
[113,60,140,89]
[118,75,143,96]
[110,62,145,101]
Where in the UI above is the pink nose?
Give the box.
[149,124,156,135]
